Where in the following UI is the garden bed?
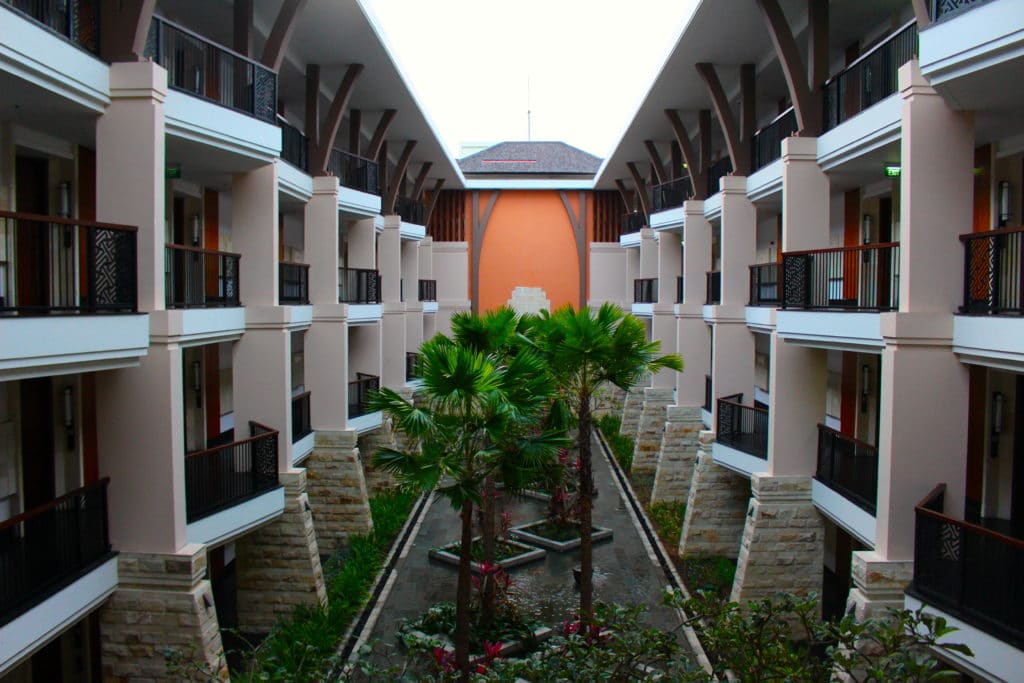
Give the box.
[429,537,545,572]
[508,519,613,552]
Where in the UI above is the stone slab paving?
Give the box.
[361,433,690,659]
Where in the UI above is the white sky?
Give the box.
[364,1,698,160]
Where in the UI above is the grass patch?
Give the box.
[231,489,417,682]
[680,556,737,599]
[596,413,634,473]
[645,500,685,550]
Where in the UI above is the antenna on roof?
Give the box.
[527,75,532,141]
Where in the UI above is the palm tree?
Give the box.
[368,329,564,678]
[526,303,682,619]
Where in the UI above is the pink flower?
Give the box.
[483,641,503,659]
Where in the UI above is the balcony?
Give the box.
[418,278,437,302]
[406,352,420,382]
[960,227,1023,315]
[633,278,658,304]
[395,196,425,225]
[145,16,277,124]
[0,478,113,627]
[750,107,797,173]
[622,212,645,235]
[328,149,380,196]
[706,157,733,197]
[929,0,986,21]
[2,0,98,53]
[185,421,279,523]
[815,424,877,515]
[348,372,379,419]
[279,261,309,305]
[749,262,780,306]
[716,396,768,460]
[291,391,311,444]
[676,275,683,304]
[909,484,1024,652]
[651,176,693,213]
[338,267,381,304]
[822,21,918,133]
[781,243,899,311]
[165,244,240,308]
[705,271,721,305]
[279,119,308,173]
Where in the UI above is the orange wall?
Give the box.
[476,190,583,313]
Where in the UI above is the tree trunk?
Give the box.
[455,500,474,679]
[578,392,595,620]
[480,475,497,631]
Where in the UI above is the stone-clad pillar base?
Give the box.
[360,421,400,493]
[100,545,227,682]
[651,406,703,503]
[679,445,750,558]
[619,387,646,437]
[631,388,675,475]
[846,551,913,620]
[236,470,327,634]
[593,382,626,418]
[730,475,824,607]
[306,429,373,556]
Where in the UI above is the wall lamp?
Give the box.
[191,214,201,246]
[990,391,1005,458]
[192,360,202,408]
[63,385,75,450]
[998,181,1011,227]
[861,364,871,413]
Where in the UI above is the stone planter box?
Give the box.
[429,537,546,572]
[508,520,613,552]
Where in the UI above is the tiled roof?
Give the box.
[458,141,602,175]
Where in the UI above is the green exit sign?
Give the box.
[884,164,901,177]
[166,165,182,179]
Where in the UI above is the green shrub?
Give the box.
[596,414,634,473]
[646,500,685,550]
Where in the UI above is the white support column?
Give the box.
[652,231,680,389]
[678,201,711,407]
[232,163,279,307]
[379,216,405,388]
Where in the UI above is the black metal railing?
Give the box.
[0,211,137,314]
[703,375,712,412]
[279,119,308,172]
[749,262,780,306]
[676,275,684,303]
[652,176,693,212]
[960,227,1024,315]
[781,243,899,311]
[395,196,426,224]
[418,278,437,302]
[278,261,309,305]
[622,212,645,235]
[2,0,98,53]
[145,15,277,124]
[706,157,734,197]
[716,397,768,459]
[185,421,279,523]
[751,107,798,172]
[815,424,878,514]
[910,484,1024,649]
[823,21,918,132]
[0,478,113,626]
[406,352,420,382]
[165,244,240,308]
[338,267,381,304]
[291,392,311,444]
[327,149,380,195]
[705,271,721,305]
[930,0,986,22]
[348,373,379,419]
[633,278,658,304]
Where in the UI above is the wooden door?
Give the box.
[15,156,49,309]
[19,378,55,511]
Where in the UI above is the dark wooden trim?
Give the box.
[0,210,135,232]
[626,162,651,219]
[916,484,1024,550]
[383,140,417,215]
[559,191,588,307]
[0,478,110,531]
[233,0,253,56]
[305,64,320,157]
[165,243,241,258]
[665,109,706,200]
[470,191,500,313]
[614,179,633,212]
[365,110,397,160]
[99,0,156,62]
[784,241,899,257]
[644,141,667,185]
[808,0,830,92]
[411,162,432,201]
[910,0,932,28]
[311,64,364,176]
[696,62,750,176]
[754,0,821,136]
[960,226,1024,241]
[348,109,361,155]
[423,178,445,227]
[260,0,307,72]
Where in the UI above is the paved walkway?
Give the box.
[359,432,690,657]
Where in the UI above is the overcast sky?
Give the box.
[363,1,698,160]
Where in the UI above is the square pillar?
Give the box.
[651,405,703,503]
[767,335,827,476]
[306,176,340,305]
[781,136,830,252]
[380,216,406,388]
[232,163,279,307]
[404,239,424,355]
[233,326,294,469]
[678,201,711,407]
[652,232,680,389]
[638,227,658,278]
[348,217,376,270]
[679,444,750,558]
[306,430,373,554]
[719,175,755,307]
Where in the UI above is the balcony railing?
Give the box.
[910,484,1024,649]
[815,424,878,515]
[327,149,380,195]
[2,0,98,53]
[716,396,768,459]
[705,271,721,305]
[0,211,137,314]
[291,391,311,444]
[279,261,309,305]
[338,267,381,304]
[960,227,1024,315]
[651,176,693,212]
[165,244,240,308]
[706,157,733,197]
[703,375,712,412]
[749,262,780,306]
[781,243,899,311]
[751,107,798,172]
[633,278,658,304]
[348,373,379,419]
[406,352,420,382]
[0,478,113,626]
[418,278,437,302]
[822,21,918,132]
[145,16,277,124]
[676,276,684,303]
[930,0,985,22]
[395,196,426,224]
[279,119,308,172]
[622,212,645,235]
[185,421,279,523]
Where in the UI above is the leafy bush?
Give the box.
[596,413,635,473]
[646,500,685,549]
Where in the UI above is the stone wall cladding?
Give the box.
[678,444,750,559]
[593,382,626,418]
[305,429,373,556]
[846,551,914,621]
[236,470,328,634]
[730,475,824,606]
[651,406,703,503]
[360,421,399,492]
[100,545,228,681]
[631,388,675,475]
[619,387,646,437]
